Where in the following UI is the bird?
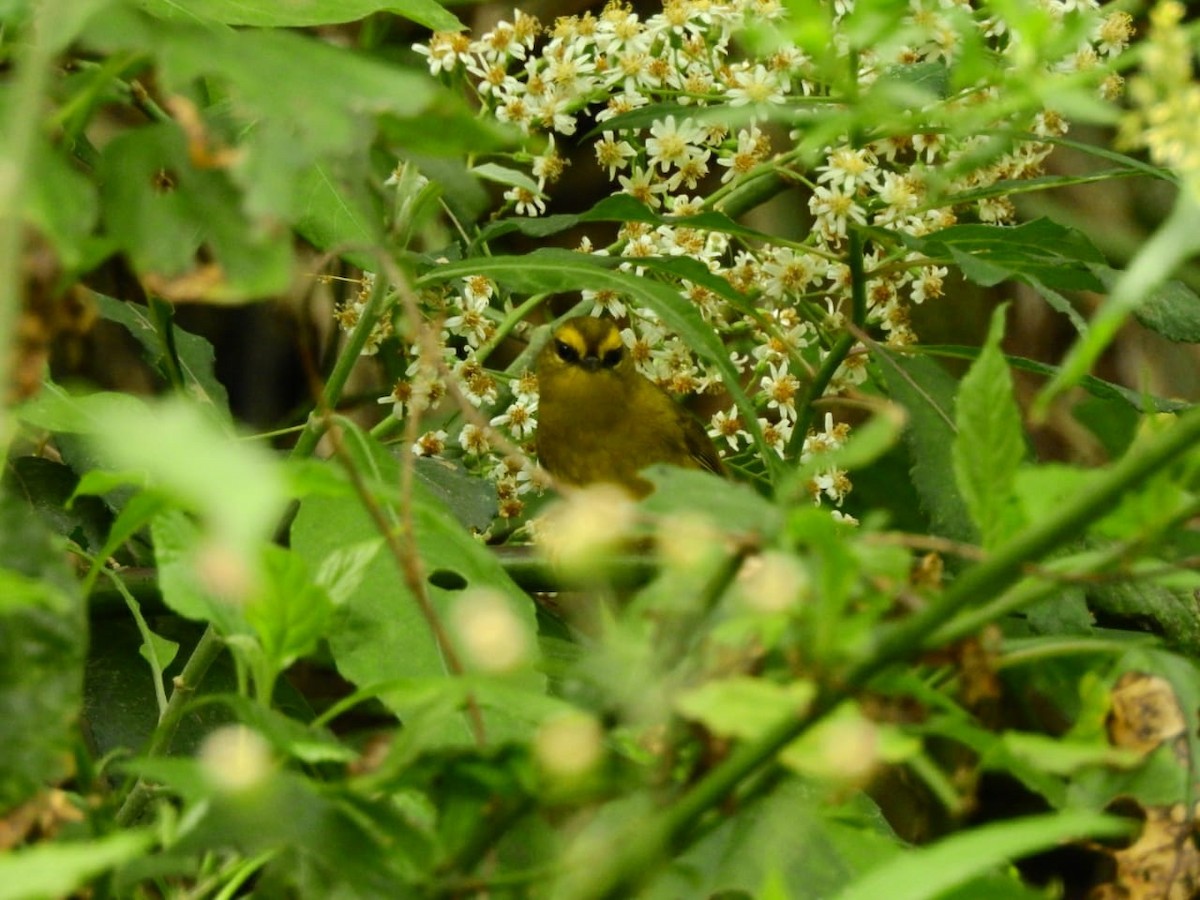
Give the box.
[535,315,724,497]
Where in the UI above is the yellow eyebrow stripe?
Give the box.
[596,326,624,356]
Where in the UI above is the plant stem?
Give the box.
[290,273,392,460]
[788,227,868,457]
[115,625,227,825]
[858,406,1200,680]
[567,403,1200,899]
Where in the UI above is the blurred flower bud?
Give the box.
[452,588,532,673]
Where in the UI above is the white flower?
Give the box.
[504,185,547,216]
[414,31,472,75]
[761,246,825,300]
[708,407,746,451]
[760,361,801,422]
[413,430,449,457]
[726,64,785,107]
[645,115,704,172]
[459,423,492,456]
[809,184,867,240]
[490,398,538,440]
[815,145,879,192]
[594,130,638,179]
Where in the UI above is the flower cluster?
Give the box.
[1120,1,1199,199]
[343,0,1130,525]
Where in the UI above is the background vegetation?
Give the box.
[2,0,1199,897]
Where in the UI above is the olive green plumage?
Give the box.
[535,316,724,496]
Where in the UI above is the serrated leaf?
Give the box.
[875,351,977,543]
[953,305,1026,549]
[90,292,231,413]
[246,545,334,676]
[893,219,1106,300]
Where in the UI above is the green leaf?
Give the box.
[85,11,437,143]
[418,249,773,477]
[1088,577,1200,658]
[920,344,1189,414]
[84,395,288,550]
[25,137,100,269]
[96,123,293,300]
[675,677,815,739]
[953,305,1025,549]
[0,495,86,811]
[1133,279,1200,343]
[1037,193,1200,412]
[17,384,149,435]
[138,0,462,30]
[875,351,977,543]
[413,457,498,533]
[151,510,246,634]
[647,780,900,900]
[832,811,1132,900]
[245,546,334,676]
[640,466,782,537]
[90,291,231,413]
[0,831,154,900]
[890,218,1106,308]
[475,194,771,246]
[470,162,540,193]
[138,628,180,673]
[293,162,384,269]
[290,432,545,743]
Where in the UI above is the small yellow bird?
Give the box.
[535,316,724,496]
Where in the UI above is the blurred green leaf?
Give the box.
[641,466,781,537]
[0,831,154,900]
[675,677,815,738]
[1133,279,1200,343]
[832,811,1131,900]
[97,123,294,300]
[647,780,900,900]
[24,138,100,269]
[0,495,86,811]
[139,0,462,31]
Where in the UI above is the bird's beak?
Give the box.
[581,356,602,372]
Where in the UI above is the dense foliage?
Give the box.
[2,0,1200,897]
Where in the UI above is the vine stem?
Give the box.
[115,626,227,826]
[567,402,1200,899]
[290,272,392,461]
[788,226,869,457]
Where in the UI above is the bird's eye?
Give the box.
[555,340,580,364]
[602,348,623,368]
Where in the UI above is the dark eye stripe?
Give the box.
[602,348,623,368]
[555,340,580,363]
